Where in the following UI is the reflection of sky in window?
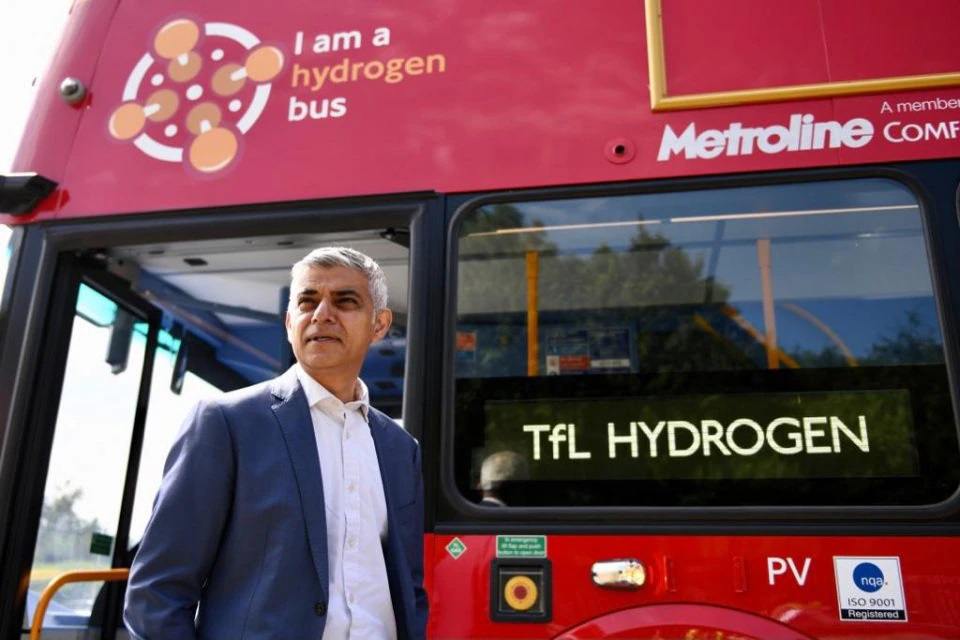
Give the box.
[489,180,912,247]
[459,178,944,366]
[41,287,220,531]
[466,178,933,302]
[129,350,220,546]
[516,179,916,229]
[76,284,118,325]
[42,317,144,527]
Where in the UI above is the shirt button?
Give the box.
[314,602,327,616]
[347,481,356,492]
[348,536,357,549]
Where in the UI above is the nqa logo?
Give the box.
[108,18,285,174]
[834,556,907,622]
[853,561,886,593]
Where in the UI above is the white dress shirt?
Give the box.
[295,365,397,640]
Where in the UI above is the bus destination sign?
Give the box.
[482,390,918,480]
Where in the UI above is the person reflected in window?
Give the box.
[478,451,528,507]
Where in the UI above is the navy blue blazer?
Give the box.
[124,367,427,639]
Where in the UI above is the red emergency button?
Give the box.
[503,575,538,611]
[490,559,551,622]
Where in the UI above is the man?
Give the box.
[478,451,528,507]
[125,247,427,639]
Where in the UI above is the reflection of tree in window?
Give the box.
[536,224,750,374]
[866,311,943,365]
[30,485,108,618]
[459,203,556,302]
[544,225,762,371]
[458,205,557,375]
[790,343,849,368]
[789,310,943,367]
[459,200,948,376]
[35,485,104,565]
[458,205,772,375]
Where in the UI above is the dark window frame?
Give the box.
[441,163,960,525]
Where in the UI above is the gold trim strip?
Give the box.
[646,0,960,111]
[645,0,667,110]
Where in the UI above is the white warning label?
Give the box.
[833,556,907,622]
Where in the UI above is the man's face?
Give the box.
[285,264,391,383]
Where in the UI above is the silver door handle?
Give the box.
[592,559,646,589]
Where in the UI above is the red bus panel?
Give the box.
[7,0,960,221]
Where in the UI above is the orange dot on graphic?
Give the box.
[108,103,147,140]
[145,89,179,122]
[186,102,222,135]
[245,46,284,82]
[167,50,202,82]
[189,127,238,173]
[154,19,200,59]
[212,64,245,96]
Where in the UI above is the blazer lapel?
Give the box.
[368,412,414,639]
[368,414,396,512]
[270,367,328,600]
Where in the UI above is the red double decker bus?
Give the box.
[3,1,960,638]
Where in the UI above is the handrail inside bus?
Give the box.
[29,568,129,640]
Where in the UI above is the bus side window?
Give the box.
[452,179,958,508]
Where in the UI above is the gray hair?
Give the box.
[480,451,528,490]
[290,246,388,313]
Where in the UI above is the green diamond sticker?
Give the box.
[445,537,467,559]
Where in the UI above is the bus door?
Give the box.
[2,201,438,639]
[19,255,161,640]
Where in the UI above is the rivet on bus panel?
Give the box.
[59,77,87,105]
[604,137,636,164]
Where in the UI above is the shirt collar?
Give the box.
[295,364,370,421]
